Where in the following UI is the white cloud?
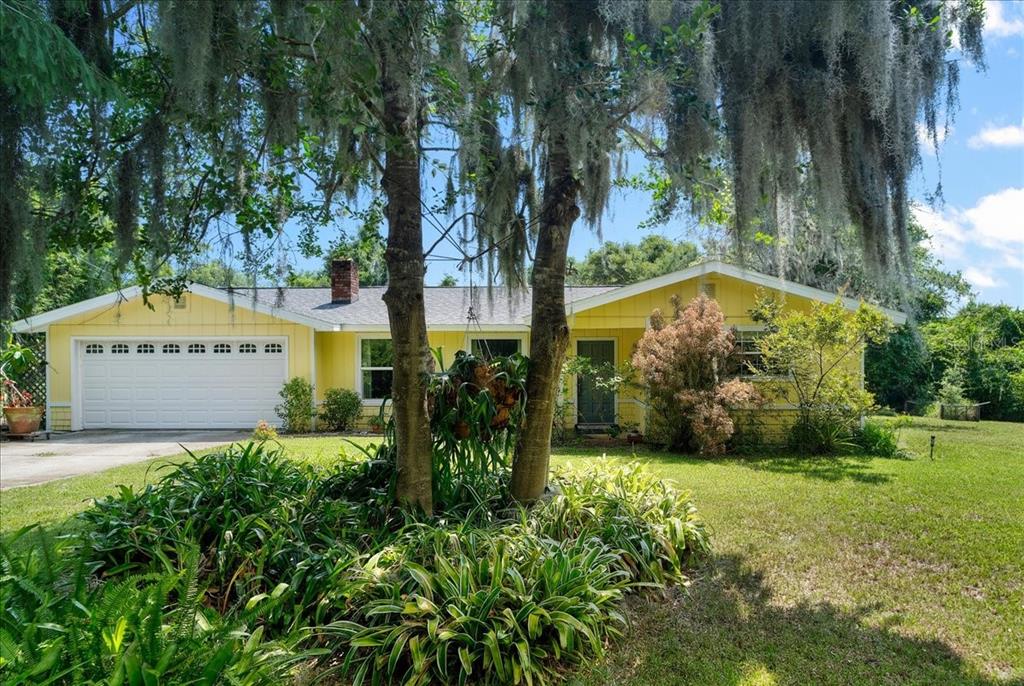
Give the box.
[964,266,1001,288]
[913,189,1024,298]
[967,119,1024,149]
[912,202,966,259]
[962,187,1024,245]
[985,0,1024,38]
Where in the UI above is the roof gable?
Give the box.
[566,260,907,324]
[10,284,331,333]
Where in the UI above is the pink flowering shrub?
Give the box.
[633,295,759,454]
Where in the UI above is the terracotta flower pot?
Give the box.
[3,406,43,435]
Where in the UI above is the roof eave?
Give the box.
[562,260,908,324]
[10,284,333,334]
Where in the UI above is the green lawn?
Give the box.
[2,418,1021,684]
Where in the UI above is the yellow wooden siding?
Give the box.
[562,276,861,435]
[46,293,313,430]
[43,272,863,436]
[314,330,518,428]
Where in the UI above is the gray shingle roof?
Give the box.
[225,285,617,329]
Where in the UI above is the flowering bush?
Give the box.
[633,295,759,453]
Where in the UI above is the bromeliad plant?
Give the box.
[428,350,528,505]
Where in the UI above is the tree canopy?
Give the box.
[570,236,700,286]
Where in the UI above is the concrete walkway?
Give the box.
[0,430,248,489]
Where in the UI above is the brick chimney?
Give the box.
[331,259,359,303]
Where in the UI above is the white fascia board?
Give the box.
[11,286,145,333]
[560,260,908,325]
[11,284,332,333]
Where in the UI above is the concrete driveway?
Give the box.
[0,430,248,489]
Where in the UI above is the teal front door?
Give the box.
[576,340,616,425]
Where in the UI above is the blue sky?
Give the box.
[563,0,1024,308]
[258,2,1024,307]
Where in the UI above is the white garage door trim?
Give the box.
[71,336,289,430]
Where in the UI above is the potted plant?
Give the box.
[2,335,43,435]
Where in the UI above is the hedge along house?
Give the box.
[11,259,906,434]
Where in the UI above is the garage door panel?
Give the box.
[80,339,288,429]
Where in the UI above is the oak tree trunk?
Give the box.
[510,132,579,502]
[380,39,434,515]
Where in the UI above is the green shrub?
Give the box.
[0,527,305,685]
[275,377,314,433]
[319,387,362,431]
[317,464,709,685]
[535,464,710,584]
[852,418,911,458]
[81,442,384,624]
[321,527,629,685]
[38,442,708,686]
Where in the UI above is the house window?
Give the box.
[264,343,283,354]
[470,338,521,360]
[360,339,394,400]
[173,296,187,309]
[700,282,717,299]
[188,343,206,354]
[85,344,103,354]
[239,343,257,354]
[137,343,155,354]
[730,329,764,377]
[213,343,232,354]
[111,344,129,354]
[163,343,180,354]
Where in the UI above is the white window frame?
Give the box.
[465,333,528,359]
[731,325,765,379]
[356,334,394,406]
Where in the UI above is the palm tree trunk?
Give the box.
[510,132,579,502]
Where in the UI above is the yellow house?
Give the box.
[11,259,905,433]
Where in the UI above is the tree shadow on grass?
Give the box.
[738,454,897,485]
[573,554,1005,686]
[558,445,903,486]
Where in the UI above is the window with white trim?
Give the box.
[85,344,104,354]
[111,344,129,354]
[188,343,206,354]
[213,343,232,354]
[137,343,155,354]
[470,338,521,360]
[239,343,257,354]
[360,339,394,400]
[163,343,180,354]
[264,343,283,354]
[729,329,765,377]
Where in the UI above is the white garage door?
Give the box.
[78,338,288,429]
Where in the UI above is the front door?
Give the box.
[576,339,616,425]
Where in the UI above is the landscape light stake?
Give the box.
[929,435,936,460]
